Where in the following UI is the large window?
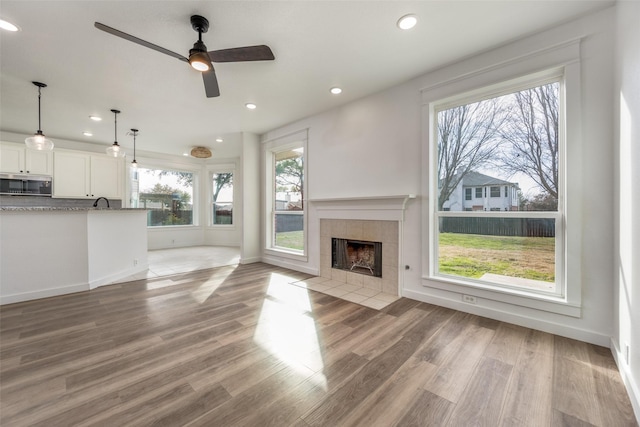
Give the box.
[135,167,195,226]
[272,147,304,252]
[433,76,563,297]
[212,172,233,225]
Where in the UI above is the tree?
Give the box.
[159,170,193,187]
[522,192,558,211]
[275,156,304,209]
[498,82,559,201]
[212,173,233,202]
[142,183,191,208]
[437,99,506,210]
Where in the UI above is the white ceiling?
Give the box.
[0,1,612,158]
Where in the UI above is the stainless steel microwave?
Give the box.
[0,173,52,196]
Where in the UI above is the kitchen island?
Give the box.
[0,207,147,304]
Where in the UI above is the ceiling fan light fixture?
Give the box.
[189,52,211,72]
[25,81,54,151]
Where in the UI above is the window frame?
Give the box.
[133,160,199,228]
[464,188,472,201]
[263,131,308,260]
[421,41,583,318]
[209,168,235,228]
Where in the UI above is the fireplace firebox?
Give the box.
[332,238,382,277]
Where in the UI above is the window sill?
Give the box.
[147,225,199,230]
[206,225,236,230]
[422,275,581,317]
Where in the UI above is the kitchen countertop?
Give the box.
[0,207,146,211]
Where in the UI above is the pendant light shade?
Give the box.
[130,128,138,168]
[106,109,125,157]
[25,82,54,151]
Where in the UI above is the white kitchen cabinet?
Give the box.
[0,143,52,175]
[53,151,122,199]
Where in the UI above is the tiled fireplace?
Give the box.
[320,219,399,295]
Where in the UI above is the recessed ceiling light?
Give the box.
[89,115,102,121]
[330,87,342,95]
[0,19,19,32]
[183,152,189,156]
[245,103,257,110]
[215,138,223,143]
[397,14,417,30]
[83,132,93,137]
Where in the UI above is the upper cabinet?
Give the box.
[0,143,53,175]
[53,151,123,199]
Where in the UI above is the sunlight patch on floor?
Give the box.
[253,273,328,390]
[191,266,237,304]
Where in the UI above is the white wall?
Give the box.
[613,0,640,419]
[240,132,261,263]
[261,7,617,346]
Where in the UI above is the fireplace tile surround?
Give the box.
[320,219,399,296]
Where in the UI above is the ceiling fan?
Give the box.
[94,15,275,98]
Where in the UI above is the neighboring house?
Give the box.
[442,171,520,212]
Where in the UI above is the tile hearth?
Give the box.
[289,276,400,310]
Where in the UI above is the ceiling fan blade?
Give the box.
[202,68,220,98]
[208,45,275,63]
[95,22,189,63]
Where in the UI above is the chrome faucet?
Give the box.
[93,197,110,208]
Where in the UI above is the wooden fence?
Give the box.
[440,217,555,237]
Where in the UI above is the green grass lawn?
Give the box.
[438,232,555,282]
[275,231,304,251]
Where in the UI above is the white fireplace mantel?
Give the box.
[310,194,416,221]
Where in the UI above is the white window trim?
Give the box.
[263,129,308,259]
[134,158,201,228]
[207,163,236,229]
[421,39,582,317]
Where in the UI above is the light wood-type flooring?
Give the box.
[1,262,637,426]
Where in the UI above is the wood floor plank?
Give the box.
[499,349,553,426]
[553,353,603,425]
[421,321,495,403]
[395,389,455,427]
[338,356,438,426]
[302,307,455,426]
[483,322,527,365]
[446,356,513,426]
[0,262,636,427]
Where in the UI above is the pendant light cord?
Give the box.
[114,111,118,144]
[37,86,42,133]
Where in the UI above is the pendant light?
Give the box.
[24,82,54,151]
[106,109,125,157]
[130,128,138,168]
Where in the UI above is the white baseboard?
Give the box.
[611,339,640,424]
[0,283,89,305]
[239,256,262,264]
[88,263,150,290]
[261,257,319,276]
[402,288,610,347]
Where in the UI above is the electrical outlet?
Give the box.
[625,343,630,365]
[462,294,477,304]
[133,259,138,266]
